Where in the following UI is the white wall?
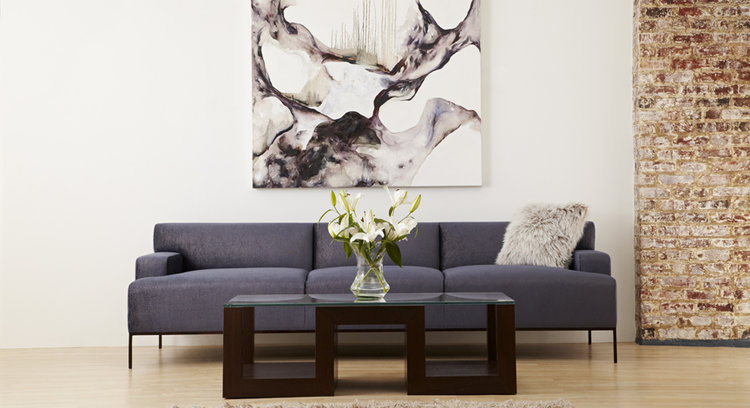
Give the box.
[0,0,634,348]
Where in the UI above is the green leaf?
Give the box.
[343,242,353,259]
[388,206,395,217]
[385,242,402,267]
[318,209,333,223]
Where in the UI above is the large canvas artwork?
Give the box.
[252,0,481,188]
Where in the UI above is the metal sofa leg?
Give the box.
[588,330,592,345]
[129,334,133,369]
[159,335,162,349]
[613,328,618,364]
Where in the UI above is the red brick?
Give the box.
[697,199,730,210]
[657,72,694,83]
[704,278,731,288]
[714,7,750,17]
[678,7,704,16]
[682,238,711,248]
[696,72,733,82]
[735,250,750,261]
[735,97,750,107]
[711,213,749,223]
[657,46,693,57]
[711,238,738,248]
[698,148,731,158]
[697,303,733,312]
[697,45,732,56]
[713,160,750,171]
[714,85,739,95]
[639,85,678,95]
[683,85,710,95]
[659,175,695,184]
[675,136,710,145]
[687,290,713,299]
[674,33,712,43]
[728,60,750,70]
[696,122,732,131]
[640,21,658,32]
[641,264,673,274]
[680,213,709,222]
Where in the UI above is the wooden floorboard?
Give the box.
[1,342,750,407]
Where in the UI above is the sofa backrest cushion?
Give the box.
[440,221,595,269]
[154,223,314,271]
[314,222,440,269]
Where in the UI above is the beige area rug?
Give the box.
[189,400,573,408]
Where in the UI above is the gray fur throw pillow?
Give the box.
[496,203,588,268]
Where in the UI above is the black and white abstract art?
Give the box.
[252,0,481,188]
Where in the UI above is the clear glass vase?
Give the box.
[350,252,389,300]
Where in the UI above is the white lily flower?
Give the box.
[398,217,417,235]
[340,191,362,212]
[350,210,384,243]
[384,216,416,240]
[328,219,354,239]
[385,186,408,207]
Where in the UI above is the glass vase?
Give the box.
[350,252,389,300]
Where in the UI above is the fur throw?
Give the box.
[496,203,588,268]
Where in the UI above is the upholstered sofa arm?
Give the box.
[571,250,611,276]
[135,252,183,279]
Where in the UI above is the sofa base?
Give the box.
[128,327,617,369]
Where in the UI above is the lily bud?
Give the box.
[340,190,351,211]
[410,195,422,213]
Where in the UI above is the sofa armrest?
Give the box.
[571,250,611,275]
[135,252,183,279]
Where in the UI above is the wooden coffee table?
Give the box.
[223,292,516,398]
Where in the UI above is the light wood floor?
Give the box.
[1,341,749,408]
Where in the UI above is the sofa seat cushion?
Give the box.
[128,268,308,334]
[443,264,616,329]
[304,265,445,330]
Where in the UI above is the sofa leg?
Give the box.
[587,330,592,345]
[128,334,133,369]
[159,335,162,349]
[613,328,618,364]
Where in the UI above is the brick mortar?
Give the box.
[634,0,750,342]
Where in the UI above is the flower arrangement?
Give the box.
[319,188,421,298]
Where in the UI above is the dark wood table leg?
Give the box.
[409,303,516,395]
[405,306,425,394]
[487,304,497,362]
[317,306,424,395]
[223,307,253,398]
[490,303,517,394]
[315,307,336,395]
[223,306,328,398]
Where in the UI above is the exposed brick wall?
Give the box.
[634,0,750,342]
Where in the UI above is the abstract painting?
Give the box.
[252,0,481,188]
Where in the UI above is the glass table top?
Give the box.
[225,292,513,307]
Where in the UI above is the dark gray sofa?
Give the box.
[128,221,616,367]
